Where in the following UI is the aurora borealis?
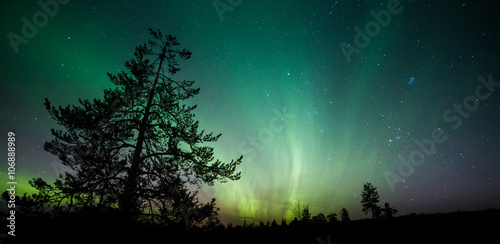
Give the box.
[1,0,499,225]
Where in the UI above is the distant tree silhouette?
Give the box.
[281,218,287,226]
[37,28,242,226]
[381,202,398,219]
[312,213,327,223]
[259,221,265,228]
[327,213,338,222]
[361,182,381,219]
[291,200,303,220]
[271,219,278,227]
[301,205,311,223]
[340,208,350,222]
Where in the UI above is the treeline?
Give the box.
[221,182,396,230]
[228,205,349,231]
[2,184,499,243]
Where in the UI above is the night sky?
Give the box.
[1,0,499,225]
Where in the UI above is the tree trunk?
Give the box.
[120,57,164,221]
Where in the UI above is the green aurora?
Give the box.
[1,0,499,225]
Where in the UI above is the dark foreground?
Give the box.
[2,209,498,243]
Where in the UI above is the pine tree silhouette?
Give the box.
[38,28,242,226]
[360,182,381,219]
[340,208,350,222]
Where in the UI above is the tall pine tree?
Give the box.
[40,29,242,225]
[360,182,380,219]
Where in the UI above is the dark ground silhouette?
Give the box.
[1,208,498,243]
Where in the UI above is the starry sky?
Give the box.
[1,0,499,225]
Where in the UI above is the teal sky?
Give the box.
[1,0,499,224]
